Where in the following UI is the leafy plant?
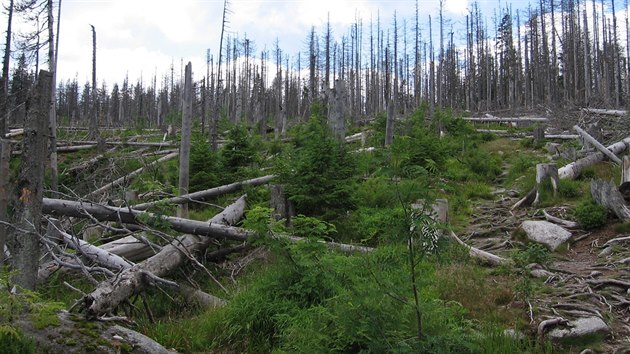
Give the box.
[574,201,608,230]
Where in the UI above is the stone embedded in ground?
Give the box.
[520,220,572,251]
[548,317,610,340]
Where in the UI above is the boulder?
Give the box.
[520,220,572,251]
[548,317,610,340]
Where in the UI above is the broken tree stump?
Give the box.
[591,179,630,221]
[619,156,630,200]
[534,163,559,204]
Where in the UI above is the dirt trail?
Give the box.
[463,191,630,352]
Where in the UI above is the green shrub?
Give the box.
[557,179,583,199]
[189,135,220,192]
[513,243,551,267]
[276,115,357,221]
[0,326,35,354]
[574,201,608,230]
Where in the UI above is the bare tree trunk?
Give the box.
[48,0,60,192]
[82,196,247,317]
[0,139,9,264]
[88,25,99,140]
[178,62,193,218]
[8,70,52,290]
[0,0,13,137]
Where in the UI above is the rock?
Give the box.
[548,317,610,340]
[503,328,525,340]
[520,220,572,251]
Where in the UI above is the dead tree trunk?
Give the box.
[8,70,51,290]
[0,139,9,264]
[42,197,251,241]
[591,179,630,221]
[88,25,99,140]
[81,196,246,318]
[385,102,395,146]
[178,62,193,218]
[619,156,630,199]
[558,137,630,180]
[131,175,274,211]
[83,151,179,200]
[574,125,622,164]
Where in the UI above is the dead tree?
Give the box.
[81,196,247,318]
[7,70,51,290]
[88,24,99,140]
[0,0,14,137]
[178,62,193,218]
[0,139,9,264]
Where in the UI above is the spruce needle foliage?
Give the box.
[276,111,357,221]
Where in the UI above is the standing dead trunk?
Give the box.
[178,62,193,218]
[88,25,99,140]
[0,139,9,264]
[0,0,13,137]
[47,0,58,192]
[8,70,51,290]
[385,102,395,146]
[328,79,346,140]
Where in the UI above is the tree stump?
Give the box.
[536,163,559,194]
[619,156,630,200]
[270,185,295,224]
[533,125,545,142]
[591,179,630,221]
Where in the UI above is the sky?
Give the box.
[0,0,573,87]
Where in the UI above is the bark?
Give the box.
[81,196,246,317]
[558,137,630,180]
[42,197,251,241]
[447,231,507,267]
[132,175,274,211]
[591,179,630,221]
[178,62,193,218]
[8,71,51,290]
[574,125,621,164]
[0,139,9,264]
[619,156,630,199]
[83,151,178,200]
[581,108,627,116]
[463,117,548,123]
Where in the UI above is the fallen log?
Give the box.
[447,231,507,267]
[81,196,247,317]
[463,117,548,123]
[558,137,630,180]
[83,151,179,199]
[582,108,627,117]
[99,235,159,262]
[60,140,176,148]
[132,175,275,210]
[42,197,251,241]
[574,125,621,164]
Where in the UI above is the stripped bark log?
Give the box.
[131,175,274,211]
[591,179,630,221]
[42,197,251,241]
[464,117,548,123]
[99,235,159,262]
[558,137,630,180]
[446,231,507,266]
[81,196,247,317]
[574,125,621,164]
[83,151,179,199]
[543,210,579,228]
[581,108,627,116]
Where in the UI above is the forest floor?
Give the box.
[461,108,630,353]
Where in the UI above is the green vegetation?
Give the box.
[574,200,609,230]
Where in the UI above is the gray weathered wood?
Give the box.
[8,70,51,290]
[574,125,622,164]
[385,102,395,146]
[619,156,630,200]
[535,163,559,204]
[81,196,246,317]
[178,62,193,218]
[558,137,630,180]
[132,175,274,211]
[591,179,630,221]
[83,151,179,200]
[0,138,9,264]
